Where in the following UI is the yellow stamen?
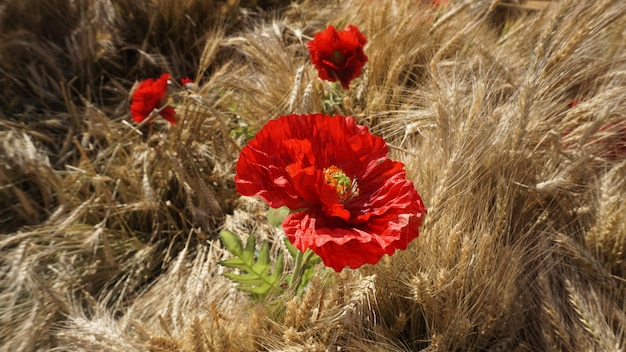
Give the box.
[323,165,359,202]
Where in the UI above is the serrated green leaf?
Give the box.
[218,231,286,299]
[218,257,250,270]
[253,242,270,274]
[223,272,263,284]
[242,234,256,264]
[250,252,284,295]
[219,230,244,256]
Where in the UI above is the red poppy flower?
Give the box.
[130,73,176,124]
[307,25,368,90]
[180,77,194,88]
[567,98,582,108]
[235,114,427,272]
[595,121,626,160]
[563,99,626,160]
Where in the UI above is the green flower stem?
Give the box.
[290,250,304,290]
[289,249,316,291]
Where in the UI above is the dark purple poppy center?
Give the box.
[331,50,344,65]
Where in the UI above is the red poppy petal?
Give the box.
[160,106,177,124]
[130,101,150,123]
[235,150,310,210]
[313,239,392,272]
[235,114,384,207]
[129,73,171,123]
[235,117,325,210]
[283,209,403,272]
[356,160,414,213]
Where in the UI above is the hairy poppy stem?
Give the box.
[290,251,303,290]
[289,249,316,291]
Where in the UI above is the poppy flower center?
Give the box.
[323,165,359,202]
[331,50,344,65]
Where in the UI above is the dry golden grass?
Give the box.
[1,0,626,351]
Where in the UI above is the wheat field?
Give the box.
[1,0,625,351]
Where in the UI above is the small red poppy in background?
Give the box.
[307,25,368,89]
[596,121,626,160]
[235,114,427,272]
[567,98,582,109]
[563,98,626,160]
[180,77,195,89]
[130,73,176,124]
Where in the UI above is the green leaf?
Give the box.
[218,230,285,299]
[267,206,290,227]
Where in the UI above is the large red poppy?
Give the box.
[307,25,368,90]
[130,73,176,124]
[235,114,427,272]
